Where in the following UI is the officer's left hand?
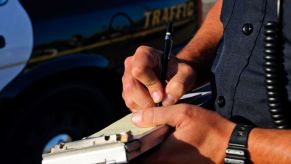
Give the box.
[131,104,235,163]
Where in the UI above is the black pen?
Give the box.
[157,23,173,107]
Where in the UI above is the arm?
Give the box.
[249,128,291,163]
[131,104,291,163]
[176,0,223,72]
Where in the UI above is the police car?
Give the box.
[0,0,201,163]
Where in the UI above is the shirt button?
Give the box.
[217,96,225,107]
[242,23,253,35]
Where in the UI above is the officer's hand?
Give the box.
[122,46,197,111]
[131,104,235,163]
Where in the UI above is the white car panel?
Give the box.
[0,0,33,91]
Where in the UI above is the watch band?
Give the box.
[224,124,254,164]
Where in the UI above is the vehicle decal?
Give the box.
[144,1,195,28]
[18,0,199,70]
[28,18,193,64]
[0,0,33,91]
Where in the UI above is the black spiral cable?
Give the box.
[264,0,289,129]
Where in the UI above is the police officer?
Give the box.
[122,0,291,163]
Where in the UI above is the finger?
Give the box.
[131,104,193,128]
[163,64,197,106]
[122,57,155,110]
[122,77,155,110]
[122,93,139,112]
[131,46,164,103]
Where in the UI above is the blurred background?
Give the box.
[0,0,214,163]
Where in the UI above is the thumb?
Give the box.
[163,64,197,106]
[131,105,184,128]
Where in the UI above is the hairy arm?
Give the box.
[131,104,291,163]
[249,128,291,163]
[176,0,223,73]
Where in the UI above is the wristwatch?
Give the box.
[224,124,254,164]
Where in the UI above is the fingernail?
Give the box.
[163,94,176,106]
[151,91,162,103]
[132,111,142,123]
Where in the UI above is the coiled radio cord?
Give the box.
[264,0,289,129]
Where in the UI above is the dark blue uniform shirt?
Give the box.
[211,0,291,128]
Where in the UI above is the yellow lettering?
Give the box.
[187,2,194,17]
[169,6,176,22]
[175,4,185,20]
[144,11,152,28]
[143,2,195,28]
[152,9,161,26]
[183,3,187,18]
[161,8,169,23]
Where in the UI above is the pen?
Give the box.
[157,23,173,107]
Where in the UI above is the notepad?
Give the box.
[90,113,161,140]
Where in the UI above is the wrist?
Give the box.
[176,47,212,83]
[215,121,236,163]
[176,46,201,63]
[202,118,235,163]
[224,124,254,164]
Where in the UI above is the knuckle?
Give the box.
[122,84,135,102]
[181,64,194,75]
[121,75,126,83]
[168,81,185,97]
[122,82,134,92]
[131,65,145,79]
[124,98,137,110]
[178,104,193,120]
[124,56,132,68]
[135,46,158,64]
[121,90,128,101]
[121,72,129,83]
[135,45,151,55]
[169,81,183,91]
[144,100,155,109]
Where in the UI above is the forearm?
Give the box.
[248,128,291,163]
[176,0,223,72]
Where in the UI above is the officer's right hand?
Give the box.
[122,46,197,112]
